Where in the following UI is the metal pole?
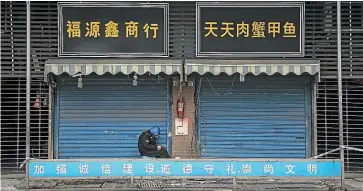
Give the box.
[313,82,318,156]
[25,1,31,191]
[337,1,345,191]
[48,83,53,159]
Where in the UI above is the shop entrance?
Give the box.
[197,75,313,158]
[53,74,172,158]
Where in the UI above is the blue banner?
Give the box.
[29,160,341,178]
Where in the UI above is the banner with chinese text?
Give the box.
[29,159,341,178]
[58,3,169,57]
[196,3,304,57]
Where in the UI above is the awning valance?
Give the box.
[45,59,182,80]
[185,59,320,77]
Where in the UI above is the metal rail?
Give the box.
[337,1,344,191]
[310,145,363,191]
[25,1,31,191]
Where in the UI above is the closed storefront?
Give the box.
[42,2,183,159]
[197,75,312,158]
[189,2,322,159]
[45,60,181,158]
[54,76,171,158]
[187,60,320,159]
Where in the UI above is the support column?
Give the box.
[25,1,31,191]
[337,1,345,191]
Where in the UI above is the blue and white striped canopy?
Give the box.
[185,59,320,77]
[45,59,182,80]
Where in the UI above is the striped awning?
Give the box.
[185,59,320,77]
[45,59,182,80]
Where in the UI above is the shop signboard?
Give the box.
[29,159,341,178]
[196,3,305,57]
[58,3,169,57]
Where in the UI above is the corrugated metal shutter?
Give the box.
[54,75,171,158]
[197,75,311,158]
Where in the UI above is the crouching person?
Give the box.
[138,126,171,158]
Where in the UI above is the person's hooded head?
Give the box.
[149,126,160,138]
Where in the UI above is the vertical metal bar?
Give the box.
[38,82,41,158]
[17,79,21,170]
[196,78,203,158]
[313,81,318,156]
[337,1,344,191]
[324,82,328,158]
[25,1,31,191]
[345,81,349,170]
[166,79,172,154]
[0,0,2,181]
[10,2,15,75]
[305,86,310,158]
[48,83,53,159]
[55,85,60,159]
[180,59,184,83]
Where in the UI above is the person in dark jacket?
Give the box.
[138,126,171,158]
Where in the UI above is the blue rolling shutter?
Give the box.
[198,75,311,158]
[54,76,171,159]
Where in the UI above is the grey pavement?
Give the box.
[2,177,361,191]
[345,178,363,191]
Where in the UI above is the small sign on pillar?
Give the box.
[175,117,189,135]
